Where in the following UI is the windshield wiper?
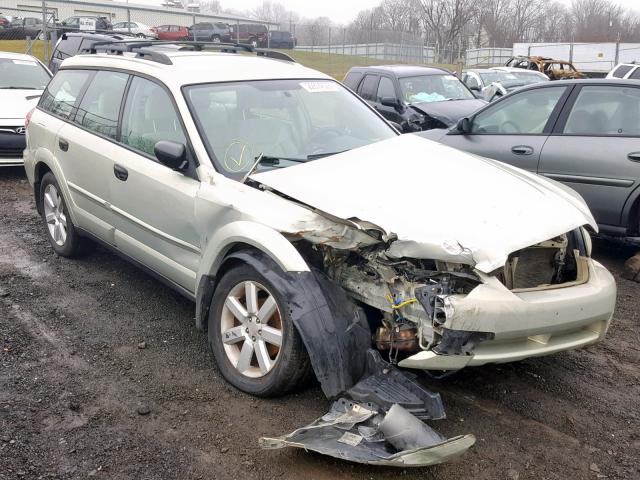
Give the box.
[0,86,42,90]
[242,153,307,183]
[307,150,348,160]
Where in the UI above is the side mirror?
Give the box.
[154,141,188,171]
[456,117,472,134]
[468,83,480,91]
[381,96,401,110]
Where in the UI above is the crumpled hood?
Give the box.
[411,99,487,126]
[0,89,43,124]
[252,135,596,273]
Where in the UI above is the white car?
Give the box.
[112,21,157,38]
[23,42,615,467]
[0,51,51,166]
[607,62,640,79]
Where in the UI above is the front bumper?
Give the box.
[399,258,616,370]
[0,129,26,166]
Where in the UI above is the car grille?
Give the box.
[0,129,26,158]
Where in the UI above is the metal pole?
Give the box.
[236,19,240,43]
[192,12,196,41]
[127,0,131,35]
[41,0,48,61]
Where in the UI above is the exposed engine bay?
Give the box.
[297,230,588,365]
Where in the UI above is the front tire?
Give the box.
[208,263,311,396]
[211,34,221,43]
[39,172,91,257]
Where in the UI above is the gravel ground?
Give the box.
[1,167,638,480]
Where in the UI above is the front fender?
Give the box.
[194,221,310,331]
[197,220,310,284]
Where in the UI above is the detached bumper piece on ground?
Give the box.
[260,351,475,467]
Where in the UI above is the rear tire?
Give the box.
[39,172,92,258]
[208,262,312,396]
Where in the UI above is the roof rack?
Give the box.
[79,40,296,65]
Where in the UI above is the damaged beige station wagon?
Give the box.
[23,41,616,467]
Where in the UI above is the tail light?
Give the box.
[25,107,35,128]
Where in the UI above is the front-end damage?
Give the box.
[233,135,616,466]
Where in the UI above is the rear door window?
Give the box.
[358,75,379,101]
[55,36,82,58]
[39,70,93,120]
[629,68,640,80]
[75,71,129,139]
[563,85,640,136]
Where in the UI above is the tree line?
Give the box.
[195,0,640,53]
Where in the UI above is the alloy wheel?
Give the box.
[43,184,67,246]
[220,280,283,378]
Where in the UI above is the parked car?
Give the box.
[0,17,43,40]
[0,51,51,167]
[154,24,189,41]
[186,22,231,42]
[505,55,586,80]
[344,65,487,132]
[607,62,640,80]
[112,21,157,38]
[49,32,141,73]
[229,23,268,47]
[23,42,615,466]
[267,30,295,49]
[0,15,10,28]
[420,79,640,238]
[462,68,549,101]
[57,16,112,35]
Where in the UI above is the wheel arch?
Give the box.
[621,184,640,235]
[194,221,310,331]
[199,247,372,398]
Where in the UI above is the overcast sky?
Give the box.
[128,0,640,23]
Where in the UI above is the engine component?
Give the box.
[375,324,419,353]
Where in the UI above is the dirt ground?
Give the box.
[1,167,638,480]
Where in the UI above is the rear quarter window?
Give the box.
[39,70,93,120]
[343,72,363,90]
[612,65,633,78]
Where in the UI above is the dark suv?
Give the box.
[268,30,295,49]
[57,16,112,35]
[344,65,486,133]
[187,22,231,42]
[49,32,133,73]
[230,23,268,47]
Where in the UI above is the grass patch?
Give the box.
[0,39,51,62]
[280,50,458,80]
[0,39,457,80]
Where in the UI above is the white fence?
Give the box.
[295,43,436,64]
[465,48,512,67]
[513,42,640,72]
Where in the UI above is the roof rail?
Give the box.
[79,40,296,65]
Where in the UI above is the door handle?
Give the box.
[511,145,534,156]
[58,138,69,152]
[113,164,128,181]
[627,152,640,162]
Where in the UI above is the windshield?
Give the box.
[185,79,396,177]
[399,74,474,103]
[0,58,50,89]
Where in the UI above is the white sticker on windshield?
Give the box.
[300,81,340,93]
[12,60,37,66]
[444,75,458,80]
